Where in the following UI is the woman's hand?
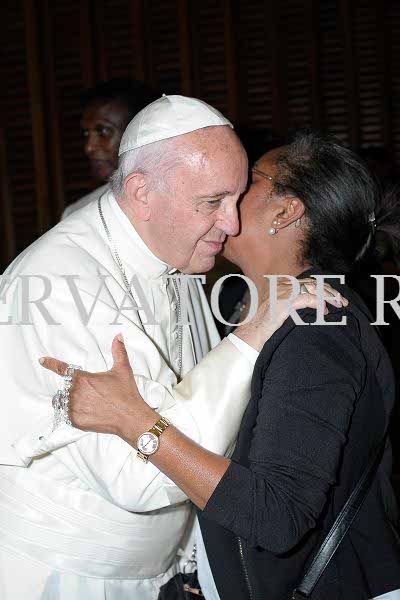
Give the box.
[234,277,348,351]
[40,335,234,509]
[40,335,154,439]
[39,279,347,435]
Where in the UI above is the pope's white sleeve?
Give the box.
[42,336,256,512]
[227,333,259,364]
[7,272,257,512]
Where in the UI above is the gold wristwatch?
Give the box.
[136,416,170,462]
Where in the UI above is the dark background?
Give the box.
[2,0,400,493]
[2,0,400,271]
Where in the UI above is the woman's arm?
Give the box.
[39,308,358,519]
[39,286,351,526]
[202,308,365,552]
[40,333,232,509]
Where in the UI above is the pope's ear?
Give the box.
[123,172,151,221]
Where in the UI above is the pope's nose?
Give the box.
[221,206,240,237]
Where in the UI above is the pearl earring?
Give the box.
[295,218,301,228]
[268,227,277,236]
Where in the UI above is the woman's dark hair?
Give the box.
[271,130,399,273]
[375,182,400,264]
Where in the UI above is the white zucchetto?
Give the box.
[118,94,233,156]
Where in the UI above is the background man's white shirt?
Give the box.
[61,183,109,220]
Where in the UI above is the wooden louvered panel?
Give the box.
[178,0,193,95]
[131,0,146,80]
[0,126,16,271]
[145,0,182,95]
[191,1,229,116]
[3,0,400,267]
[379,2,392,152]
[282,1,313,132]
[222,0,238,121]
[3,2,38,256]
[39,0,66,219]
[25,0,51,233]
[318,0,349,143]
[354,0,384,149]
[48,1,94,206]
[233,1,273,130]
[388,0,400,166]
[94,0,138,80]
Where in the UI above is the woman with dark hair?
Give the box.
[41,131,400,599]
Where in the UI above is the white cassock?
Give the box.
[61,183,109,219]
[0,191,256,599]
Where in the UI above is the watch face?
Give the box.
[137,432,159,455]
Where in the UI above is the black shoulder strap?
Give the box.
[291,432,388,599]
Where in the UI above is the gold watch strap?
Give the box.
[136,416,170,463]
[137,451,149,463]
[149,416,170,438]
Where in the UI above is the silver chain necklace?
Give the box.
[171,278,183,379]
[98,196,183,379]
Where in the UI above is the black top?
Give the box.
[199,270,400,599]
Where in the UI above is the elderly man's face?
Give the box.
[146,127,248,274]
[81,100,130,182]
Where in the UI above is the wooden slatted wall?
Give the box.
[389,0,400,164]
[3,1,39,257]
[1,0,399,271]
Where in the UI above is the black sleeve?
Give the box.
[202,309,367,554]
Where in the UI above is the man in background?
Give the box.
[62,78,158,218]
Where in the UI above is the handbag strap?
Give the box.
[292,432,388,599]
